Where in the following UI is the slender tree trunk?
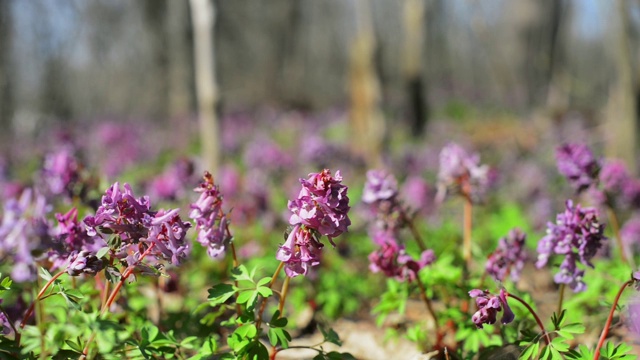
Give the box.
[0,0,14,141]
[402,0,428,137]
[605,0,637,174]
[190,0,220,173]
[349,0,384,168]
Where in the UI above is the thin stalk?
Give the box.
[80,244,156,359]
[18,271,66,333]
[254,262,285,332]
[278,277,291,316]
[400,209,427,252]
[230,241,242,317]
[270,276,292,359]
[507,293,551,345]
[463,196,473,269]
[0,305,18,336]
[557,283,565,318]
[594,280,632,360]
[414,275,439,334]
[607,206,630,266]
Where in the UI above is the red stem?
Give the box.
[507,293,551,345]
[594,280,632,360]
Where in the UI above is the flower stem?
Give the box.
[80,243,157,359]
[400,209,427,252]
[463,197,473,270]
[607,206,631,266]
[414,274,439,335]
[255,261,285,332]
[594,280,632,360]
[278,277,291,316]
[230,242,242,317]
[557,283,565,318]
[507,293,550,345]
[16,270,67,346]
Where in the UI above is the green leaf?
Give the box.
[39,267,53,281]
[267,328,291,349]
[0,276,12,290]
[65,340,83,353]
[257,277,271,287]
[257,286,273,298]
[96,246,110,259]
[208,284,237,306]
[270,310,288,328]
[230,265,253,282]
[561,323,585,334]
[319,326,342,346]
[519,342,540,360]
[236,290,254,305]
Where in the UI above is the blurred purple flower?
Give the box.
[621,214,640,255]
[555,143,600,193]
[486,228,528,283]
[362,170,398,204]
[623,179,640,209]
[0,189,52,282]
[0,310,10,336]
[189,172,232,259]
[244,137,293,172]
[400,176,435,215]
[218,164,241,199]
[436,142,489,203]
[536,200,606,292]
[288,169,351,243]
[368,236,435,282]
[600,159,630,196]
[41,148,81,198]
[148,158,194,201]
[469,288,515,329]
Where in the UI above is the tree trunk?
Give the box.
[190,0,220,173]
[606,0,637,173]
[402,0,428,137]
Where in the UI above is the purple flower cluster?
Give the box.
[368,230,435,282]
[621,215,640,255]
[362,170,399,204]
[288,169,351,242]
[485,228,528,283]
[85,182,191,269]
[536,200,606,292]
[555,143,601,193]
[0,189,52,282]
[436,142,489,203]
[278,169,351,277]
[41,148,81,199]
[50,207,106,272]
[469,288,515,329]
[189,172,232,259]
[147,158,195,201]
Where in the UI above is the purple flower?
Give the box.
[436,142,489,203]
[623,179,640,209]
[66,250,105,276]
[0,189,53,282]
[147,209,192,266]
[189,172,232,258]
[400,176,435,215]
[485,229,528,283]
[276,225,323,277]
[600,159,630,195]
[555,143,600,193]
[0,309,11,336]
[244,137,293,172]
[41,148,81,198]
[288,169,351,242]
[148,158,194,201]
[536,200,606,292]
[368,234,435,282]
[362,170,398,204]
[469,288,515,329]
[621,215,640,255]
[278,169,351,277]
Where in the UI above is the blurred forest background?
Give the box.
[0,0,639,170]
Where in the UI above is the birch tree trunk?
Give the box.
[190,0,220,173]
[402,0,428,137]
[349,0,384,168]
[605,0,636,174]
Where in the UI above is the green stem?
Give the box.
[400,209,427,252]
[414,274,439,334]
[254,261,285,332]
[16,270,67,346]
[80,243,157,359]
[607,206,631,266]
[507,293,551,345]
[463,196,473,270]
[594,280,632,360]
[557,283,565,318]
